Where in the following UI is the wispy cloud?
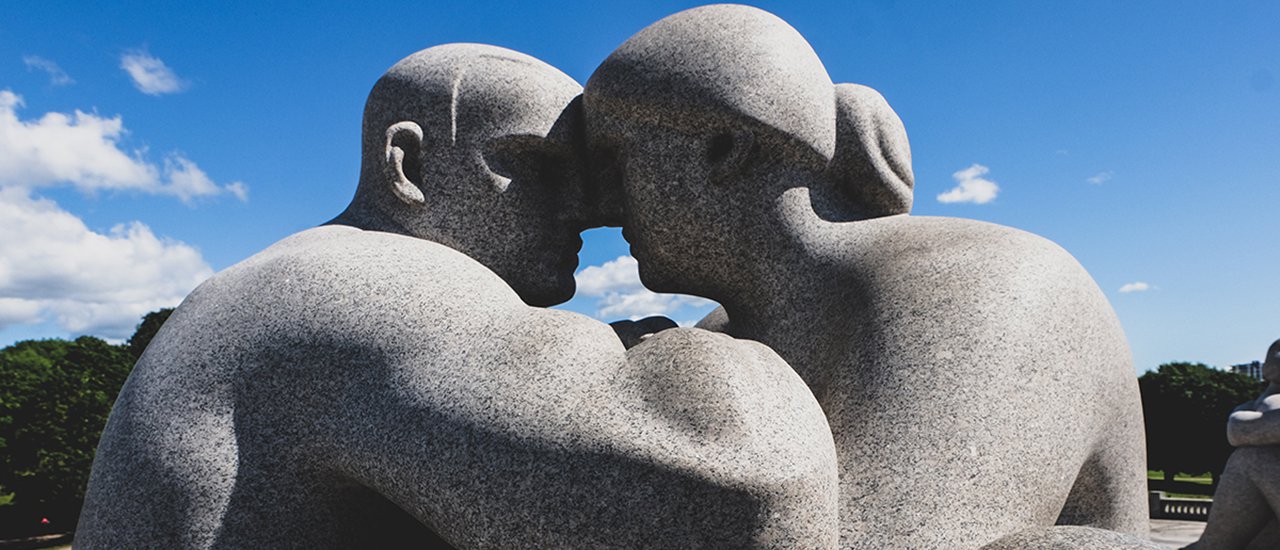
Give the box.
[0,89,246,203]
[1087,171,1114,185]
[120,49,187,95]
[937,163,999,204]
[575,255,714,320]
[22,55,74,86]
[1119,281,1151,293]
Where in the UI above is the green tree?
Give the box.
[0,308,172,537]
[1139,362,1264,483]
[0,336,133,536]
[126,307,174,360]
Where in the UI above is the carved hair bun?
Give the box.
[828,83,914,217]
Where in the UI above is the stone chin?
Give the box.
[510,265,577,308]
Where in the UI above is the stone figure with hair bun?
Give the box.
[584,4,1150,548]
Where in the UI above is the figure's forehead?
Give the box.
[453,57,580,144]
[583,4,836,160]
[379,44,581,147]
[586,94,735,143]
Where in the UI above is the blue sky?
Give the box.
[1,1,1276,372]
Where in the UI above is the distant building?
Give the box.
[1231,360,1264,381]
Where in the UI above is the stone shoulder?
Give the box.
[145,226,536,372]
[859,216,1099,302]
[194,227,521,323]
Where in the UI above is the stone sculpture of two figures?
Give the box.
[77,5,1163,549]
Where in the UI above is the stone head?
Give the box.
[1265,339,1280,383]
[346,43,587,307]
[583,5,912,297]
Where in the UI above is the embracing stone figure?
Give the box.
[77,44,839,549]
[1188,339,1280,550]
[583,5,1149,548]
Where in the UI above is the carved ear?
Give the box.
[828,83,914,217]
[707,129,755,184]
[385,121,425,206]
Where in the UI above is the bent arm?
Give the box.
[1228,409,1280,447]
[611,328,839,549]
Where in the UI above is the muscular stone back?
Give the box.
[80,225,840,549]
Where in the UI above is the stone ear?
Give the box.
[385,121,426,207]
[707,129,755,184]
[827,83,914,217]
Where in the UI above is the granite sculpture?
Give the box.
[77,43,840,549]
[583,5,1149,549]
[1188,339,1280,550]
[980,526,1164,550]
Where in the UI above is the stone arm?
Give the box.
[1228,413,1280,447]
[329,301,838,549]
[1227,383,1280,447]
[600,327,840,549]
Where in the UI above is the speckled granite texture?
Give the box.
[981,526,1164,549]
[584,4,1148,548]
[77,43,839,549]
[1188,339,1280,550]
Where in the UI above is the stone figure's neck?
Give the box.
[327,188,418,239]
[713,194,880,394]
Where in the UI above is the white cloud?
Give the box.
[23,55,74,86]
[0,187,213,337]
[575,255,714,320]
[0,298,42,328]
[1087,171,1114,185]
[937,163,999,204]
[1119,281,1151,293]
[164,156,249,202]
[576,255,644,296]
[0,89,246,203]
[120,50,187,95]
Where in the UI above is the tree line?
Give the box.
[1139,361,1264,484]
[0,309,170,539]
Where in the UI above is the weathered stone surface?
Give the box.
[77,43,839,549]
[981,526,1164,549]
[1189,339,1280,550]
[584,5,1148,548]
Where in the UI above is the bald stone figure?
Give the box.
[77,44,839,549]
[1189,339,1280,550]
[584,5,1149,549]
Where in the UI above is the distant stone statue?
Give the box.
[78,44,839,549]
[583,5,1148,548]
[1189,339,1280,550]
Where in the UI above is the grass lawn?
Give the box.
[1149,470,1215,499]
[1148,470,1214,485]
